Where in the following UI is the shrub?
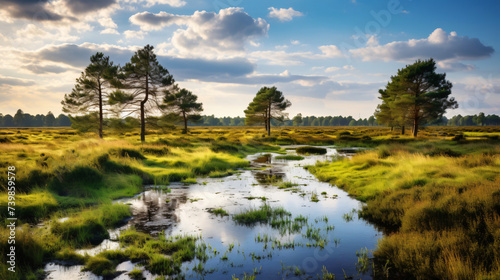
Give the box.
[296,146,327,155]
[115,148,146,160]
[452,134,466,141]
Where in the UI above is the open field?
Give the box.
[0,126,499,279]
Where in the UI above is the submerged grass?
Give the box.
[113,228,200,277]
[275,155,305,160]
[296,146,327,155]
[307,141,500,279]
[233,204,291,225]
[1,126,499,279]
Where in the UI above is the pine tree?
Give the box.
[110,45,174,142]
[162,87,203,133]
[61,52,120,138]
[244,87,291,136]
[375,59,458,137]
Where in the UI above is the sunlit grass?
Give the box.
[308,143,500,279]
[0,126,499,279]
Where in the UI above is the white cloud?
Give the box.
[319,45,345,58]
[101,28,120,35]
[15,23,79,43]
[450,76,500,115]
[291,40,300,45]
[131,8,268,59]
[0,75,36,86]
[21,63,73,75]
[349,28,494,64]
[124,30,146,39]
[437,61,475,72]
[122,0,187,8]
[98,17,118,28]
[249,41,260,47]
[268,7,303,22]
[129,11,188,31]
[250,44,346,66]
[325,67,340,72]
[325,65,354,73]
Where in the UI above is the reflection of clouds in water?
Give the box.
[47,147,381,280]
[44,263,100,280]
[124,188,188,235]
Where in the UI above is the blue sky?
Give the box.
[0,0,499,118]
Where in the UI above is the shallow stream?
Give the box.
[45,147,382,279]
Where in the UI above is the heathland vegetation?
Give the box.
[1,126,499,279]
[1,52,499,280]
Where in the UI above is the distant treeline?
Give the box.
[0,110,71,127]
[192,114,380,127]
[194,113,500,127]
[0,110,499,128]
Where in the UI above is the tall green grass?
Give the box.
[308,143,500,279]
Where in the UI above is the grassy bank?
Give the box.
[0,127,282,279]
[1,126,499,279]
[307,140,500,279]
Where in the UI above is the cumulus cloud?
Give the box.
[224,71,327,86]
[18,43,134,68]
[21,64,72,74]
[349,28,494,66]
[450,77,500,114]
[16,43,256,82]
[63,0,117,15]
[325,65,354,73]
[437,61,475,72]
[129,11,187,31]
[123,0,186,8]
[0,75,36,86]
[98,17,118,28]
[101,28,120,35]
[2,0,64,21]
[1,0,123,21]
[250,44,346,66]
[319,45,345,58]
[130,8,269,59]
[268,7,303,22]
[15,24,79,43]
[124,30,146,39]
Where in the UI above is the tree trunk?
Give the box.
[140,75,149,143]
[182,111,187,134]
[98,79,103,139]
[264,111,268,132]
[401,125,405,135]
[413,121,418,137]
[267,101,271,136]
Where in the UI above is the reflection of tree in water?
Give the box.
[251,154,288,185]
[253,154,272,164]
[129,189,188,236]
[253,170,285,185]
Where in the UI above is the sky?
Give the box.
[0,0,499,119]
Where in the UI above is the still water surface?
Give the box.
[45,147,382,279]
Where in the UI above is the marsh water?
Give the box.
[44,147,382,280]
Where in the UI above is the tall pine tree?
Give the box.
[162,87,203,133]
[244,87,291,136]
[375,59,458,137]
[110,45,174,142]
[61,52,120,138]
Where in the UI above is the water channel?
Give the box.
[45,147,382,280]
